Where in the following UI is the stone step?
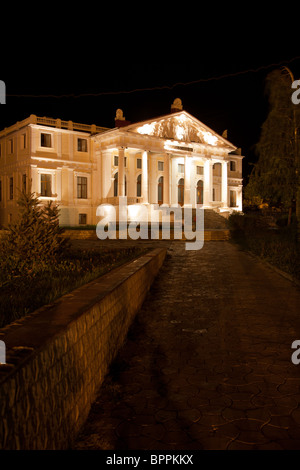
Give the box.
[203,209,229,229]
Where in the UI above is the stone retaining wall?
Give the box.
[0,248,166,450]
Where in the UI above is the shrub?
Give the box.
[228,211,300,280]
[0,190,69,284]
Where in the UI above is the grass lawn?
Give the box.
[0,245,148,329]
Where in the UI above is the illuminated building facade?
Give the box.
[0,99,243,226]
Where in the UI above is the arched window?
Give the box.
[197,180,203,205]
[178,178,184,206]
[158,176,163,204]
[137,174,142,197]
[114,172,118,197]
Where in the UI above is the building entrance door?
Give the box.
[158,176,163,204]
[178,178,184,206]
[197,179,203,205]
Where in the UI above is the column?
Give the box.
[203,159,212,207]
[142,150,148,203]
[184,155,191,206]
[221,160,228,208]
[101,151,111,200]
[118,147,125,197]
[164,153,170,204]
[170,157,176,205]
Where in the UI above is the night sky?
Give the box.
[1,14,300,182]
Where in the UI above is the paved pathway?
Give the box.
[73,241,300,450]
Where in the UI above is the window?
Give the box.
[197,180,203,204]
[77,176,87,199]
[9,177,13,200]
[230,161,236,172]
[114,155,119,166]
[41,174,52,197]
[77,138,87,152]
[158,161,164,171]
[158,176,163,204]
[79,214,87,225]
[8,139,13,154]
[230,190,237,207]
[178,163,184,173]
[114,172,118,197]
[137,174,142,197]
[196,166,203,175]
[41,133,52,148]
[21,133,27,149]
[178,178,184,205]
[137,158,142,169]
[22,174,27,192]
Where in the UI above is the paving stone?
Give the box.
[72,240,300,450]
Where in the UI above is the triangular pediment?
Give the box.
[121,111,236,150]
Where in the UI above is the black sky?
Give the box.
[1,9,300,180]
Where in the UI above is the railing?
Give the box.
[0,115,109,137]
[36,116,108,134]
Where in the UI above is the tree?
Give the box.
[245,67,300,230]
[0,189,68,275]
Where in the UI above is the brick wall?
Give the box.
[0,248,166,450]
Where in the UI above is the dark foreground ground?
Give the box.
[72,240,300,450]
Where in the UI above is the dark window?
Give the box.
[41,174,51,197]
[21,133,27,149]
[8,139,13,154]
[158,161,164,171]
[178,178,184,205]
[77,138,87,152]
[22,174,27,192]
[158,176,163,204]
[79,213,87,225]
[9,177,13,199]
[197,179,203,204]
[41,133,52,148]
[230,190,237,207]
[114,172,118,197]
[77,176,87,199]
[137,174,142,197]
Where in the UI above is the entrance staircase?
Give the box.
[203,209,229,229]
[203,209,230,240]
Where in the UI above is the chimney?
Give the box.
[171,98,183,113]
[115,109,131,127]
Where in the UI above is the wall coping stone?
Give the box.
[0,247,166,384]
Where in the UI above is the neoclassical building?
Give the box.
[0,99,243,227]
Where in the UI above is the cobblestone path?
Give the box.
[73,241,300,450]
